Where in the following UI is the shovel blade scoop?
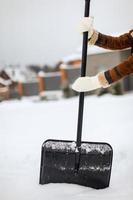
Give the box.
[39,140,113,189]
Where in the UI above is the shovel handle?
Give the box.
[76,0,91,148]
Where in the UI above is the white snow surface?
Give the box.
[0,94,133,200]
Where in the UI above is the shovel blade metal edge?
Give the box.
[39,139,113,189]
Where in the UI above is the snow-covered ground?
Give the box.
[0,94,133,200]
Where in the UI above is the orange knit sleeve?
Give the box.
[104,55,133,84]
[95,30,133,50]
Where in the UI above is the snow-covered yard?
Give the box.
[0,94,133,200]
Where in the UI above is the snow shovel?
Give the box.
[39,0,113,189]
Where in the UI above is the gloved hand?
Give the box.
[72,75,101,92]
[79,17,94,39]
[72,72,110,92]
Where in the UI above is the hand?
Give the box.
[79,17,94,39]
[72,76,101,92]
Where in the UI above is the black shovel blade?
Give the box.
[39,139,113,189]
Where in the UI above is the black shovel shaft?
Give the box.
[76,0,91,148]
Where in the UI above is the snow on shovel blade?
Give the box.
[39,140,113,189]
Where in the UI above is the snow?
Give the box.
[0,94,133,200]
[81,143,111,154]
[44,140,111,154]
[45,141,77,152]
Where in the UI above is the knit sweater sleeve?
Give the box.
[89,30,133,87]
[104,55,133,84]
[97,55,133,87]
[95,30,133,50]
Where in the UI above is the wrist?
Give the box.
[97,72,110,88]
[88,30,99,45]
